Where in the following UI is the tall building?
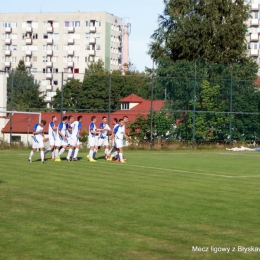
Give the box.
[246,0,260,67]
[0,12,123,103]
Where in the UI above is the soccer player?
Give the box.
[54,116,69,162]
[66,115,83,162]
[97,116,111,160]
[110,118,131,163]
[44,116,58,160]
[87,116,100,162]
[107,118,119,160]
[28,120,47,163]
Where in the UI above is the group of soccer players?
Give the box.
[28,115,130,163]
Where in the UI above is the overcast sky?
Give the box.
[1,0,165,71]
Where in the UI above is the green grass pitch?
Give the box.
[1,149,260,260]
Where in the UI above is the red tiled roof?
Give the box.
[1,95,165,134]
[119,94,145,103]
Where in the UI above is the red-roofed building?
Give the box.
[1,94,165,145]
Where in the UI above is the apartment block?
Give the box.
[0,12,123,103]
[246,0,260,67]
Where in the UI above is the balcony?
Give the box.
[4,62,11,67]
[46,73,53,79]
[89,38,96,44]
[25,62,32,68]
[67,73,74,79]
[68,61,74,68]
[250,49,259,56]
[250,19,259,26]
[68,27,75,33]
[250,33,259,41]
[251,4,259,11]
[47,39,53,45]
[89,50,96,56]
[47,27,53,33]
[26,27,33,33]
[45,96,52,102]
[5,50,11,56]
[46,50,53,56]
[46,62,53,67]
[67,50,74,56]
[26,38,32,45]
[5,39,12,45]
[26,50,32,56]
[68,39,74,45]
[90,26,96,33]
[46,85,53,91]
[5,27,12,33]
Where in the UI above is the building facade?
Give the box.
[0,12,123,103]
[247,0,260,68]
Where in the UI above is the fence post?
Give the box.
[60,72,64,121]
[150,62,154,148]
[229,66,233,143]
[9,69,14,145]
[193,58,199,142]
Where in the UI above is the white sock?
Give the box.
[73,148,79,158]
[90,150,94,159]
[119,153,123,161]
[51,149,55,158]
[29,151,34,159]
[55,149,59,158]
[105,148,108,155]
[67,148,73,159]
[58,148,65,156]
[41,151,44,161]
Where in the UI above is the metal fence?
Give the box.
[4,60,260,145]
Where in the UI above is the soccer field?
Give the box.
[1,149,260,260]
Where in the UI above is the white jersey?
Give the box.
[70,121,82,139]
[114,125,125,140]
[98,122,111,139]
[48,121,57,140]
[33,123,44,142]
[57,122,69,141]
[89,122,97,138]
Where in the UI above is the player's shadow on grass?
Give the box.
[0,179,4,184]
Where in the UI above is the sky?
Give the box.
[0,0,165,72]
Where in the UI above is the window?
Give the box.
[12,57,17,63]
[42,56,47,62]
[97,21,102,27]
[86,45,90,50]
[53,33,59,39]
[73,21,80,27]
[64,21,70,27]
[2,22,10,28]
[53,80,58,85]
[43,34,48,39]
[85,33,90,39]
[43,68,46,73]
[86,21,89,27]
[30,68,37,74]
[73,56,79,62]
[121,103,129,110]
[52,45,58,51]
[11,136,21,142]
[74,68,79,73]
[254,12,259,19]
[42,45,47,51]
[12,45,17,51]
[33,33,38,39]
[53,22,59,28]
[52,56,58,62]
[63,56,68,62]
[96,33,101,39]
[32,56,37,62]
[96,45,101,50]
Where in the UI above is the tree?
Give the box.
[51,79,84,111]
[7,60,46,111]
[149,0,250,63]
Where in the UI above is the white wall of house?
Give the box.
[0,74,7,116]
